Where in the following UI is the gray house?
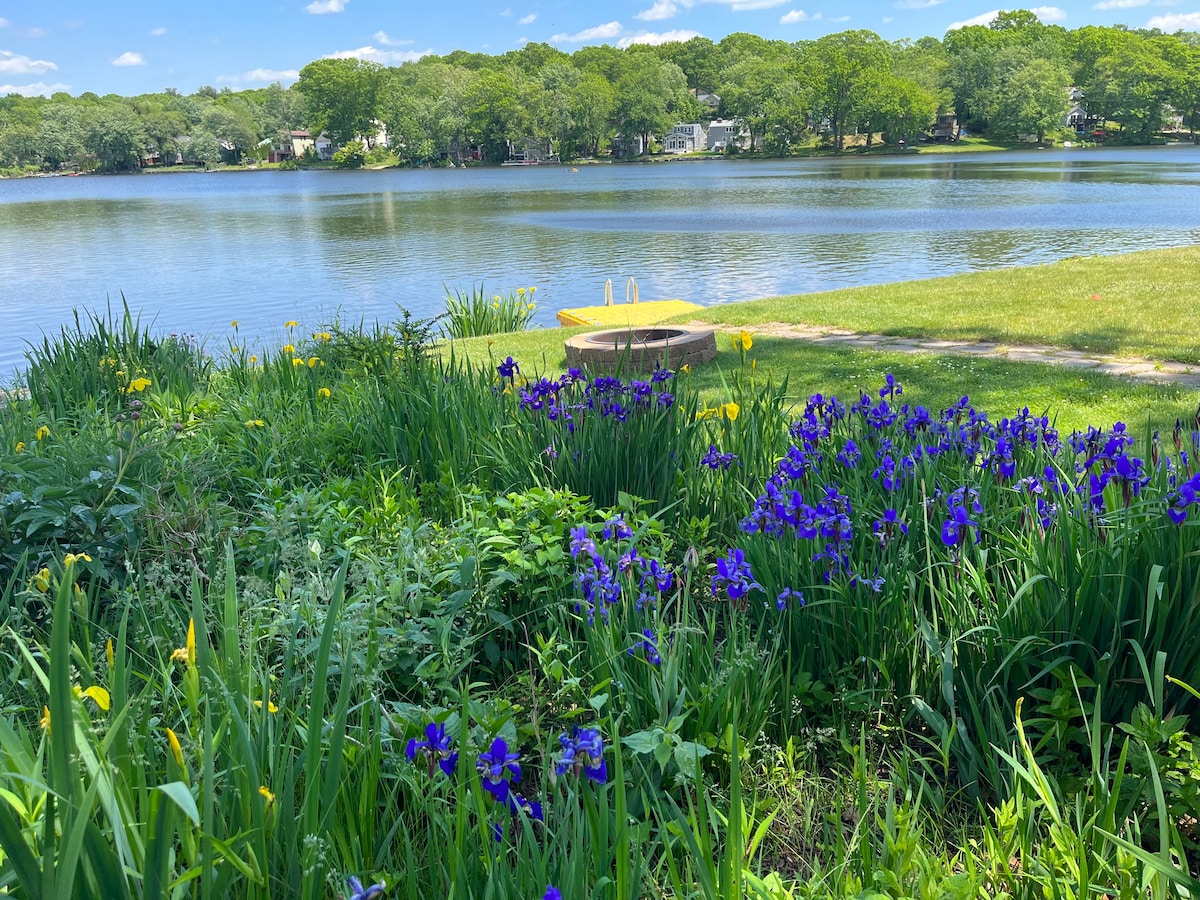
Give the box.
[706,119,748,151]
[664,123,707,154]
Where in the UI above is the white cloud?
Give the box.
[895,0,945,8]
[714,0,788,8]
[326,45,434,63]
[0,18,9,27]
[305,0,348,14]
[1148,10,1200,25]
[0,50,57,74]
[1094,0,1147,7]
[947,6,1064,28]
[882,14,894,21]
[947,9,1001,27]
[551,21,623,42]
[150,26,167,36]
[373,30,414,45]
[828,13,850,19]
[1032,6,1067,20]
[618,28,702,45]
[780,9,809,22]
[217,67,301,85]
[112,51,146,67]
[636,0,679,19]
[519,13,538,24]
[0,80,69,96]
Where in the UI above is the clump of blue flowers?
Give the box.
[556,726,607,784]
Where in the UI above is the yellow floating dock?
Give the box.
[556,299,702,328]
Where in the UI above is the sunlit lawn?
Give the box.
[670,245,1200,364]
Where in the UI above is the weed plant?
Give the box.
[443,284,537,339]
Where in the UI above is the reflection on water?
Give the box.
[1,146,1199,371]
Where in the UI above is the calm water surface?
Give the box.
[1,146,1199,372]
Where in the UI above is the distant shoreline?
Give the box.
[6,137,1197,180]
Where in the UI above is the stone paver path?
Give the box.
[691,321,1200,389]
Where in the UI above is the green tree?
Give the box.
[568,71,615,157]
[613,53,688,154]
[0,123,39,169]
[462,68,526,161]
[991,52,1070,141]
[297,58,383,145]
[184,129,222,169]
[654,36,721,93]
[201,103,258,162]
[719,56,776,150]
[332,139,365,168]
[39,104,85,170]
[84,103,148,172]
[806,30,891,150]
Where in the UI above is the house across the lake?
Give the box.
[269,131,314,163]
[706,119,748,152]
[664,124,707,154]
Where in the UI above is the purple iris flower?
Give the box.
[405,721,458,778]
[711,548,764,606]
[497,357,519,380]
[556,726,608,784]
[628,629,661,666]
[345,876,387,900]
[477,738,521,803]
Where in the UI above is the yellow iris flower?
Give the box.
[317,387,331,399]
[15,441,25,453]
[73,685,111,711]
[35,425,50,440]
[285,320,299,328]
[31,567,51,593]
[166,728,185,767]
[126,377,152,393]
[171,618,197,667]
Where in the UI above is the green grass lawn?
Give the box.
[673,245,1200,364]
[448,327,1199,434]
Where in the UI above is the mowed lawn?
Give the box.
[447,329,1200,435]
[672,245,1200,364]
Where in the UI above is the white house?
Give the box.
[664,123,707,154]
[269,130,314,163]
[315,133,335,160]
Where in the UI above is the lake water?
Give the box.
[2,146,1199,372]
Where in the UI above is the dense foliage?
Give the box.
[0,308,1198,897]
[2,10,1200,174]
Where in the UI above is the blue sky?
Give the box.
[1,1,1196,97]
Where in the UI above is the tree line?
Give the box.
[2,9,1198,173]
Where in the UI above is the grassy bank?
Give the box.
[675,245,1200,364]
[0,296,1198,897]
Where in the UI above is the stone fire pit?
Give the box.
[564,327,717,374]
